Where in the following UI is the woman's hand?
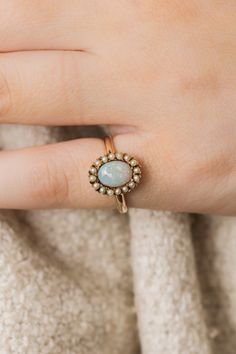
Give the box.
[0,0,236,214]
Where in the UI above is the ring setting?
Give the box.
[88,136,142,213]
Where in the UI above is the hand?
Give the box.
[0,1,236,214]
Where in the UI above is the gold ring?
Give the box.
[88,136,142,213]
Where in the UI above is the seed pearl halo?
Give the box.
[116,152,123,160]
[102,156,108,163]
[107,189,114,196]
[133,175,140,183]
[93,182,100,190]
[90,167,97,175]
[88,151,142,196]
[89,175,97,183]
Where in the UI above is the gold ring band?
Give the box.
[88,136,142,214]
[104,136,115,155]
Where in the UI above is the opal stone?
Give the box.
[98,161,132,188]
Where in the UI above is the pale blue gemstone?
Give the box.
[98,161,132,188]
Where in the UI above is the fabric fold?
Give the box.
[129,210,211,354]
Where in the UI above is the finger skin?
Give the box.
[0,51,102,125]
[0,50,121,126]
[0,52,106,125]
[0,0,134,52]
[0,50,141,127]
[0,0,91,51]
[0,135,151,210]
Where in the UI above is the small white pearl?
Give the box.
[122,186,128,193]
[115,188,121,195]
[90,167,97,175]
[93,183,100,190]
[116,152,123,160]
[102,156,108,163]
[133,175,140,183]
[124,154,131,162]
[107,189,114,196]
[108,153,115,160]
[99,187,106,194]
[95,159,102,167]
[129,182,135,189]
[130,159,137,167]
[133,167,141,174]
[89,175,97,183]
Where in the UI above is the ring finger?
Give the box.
[0,135,150,210]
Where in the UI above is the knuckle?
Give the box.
[29,156,70,207]
[189,150,234,182]
[0,69,11,119]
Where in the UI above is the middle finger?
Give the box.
[0,0,130,52]
[0,50,126,126]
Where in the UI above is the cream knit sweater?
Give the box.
[0,125,235,354]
